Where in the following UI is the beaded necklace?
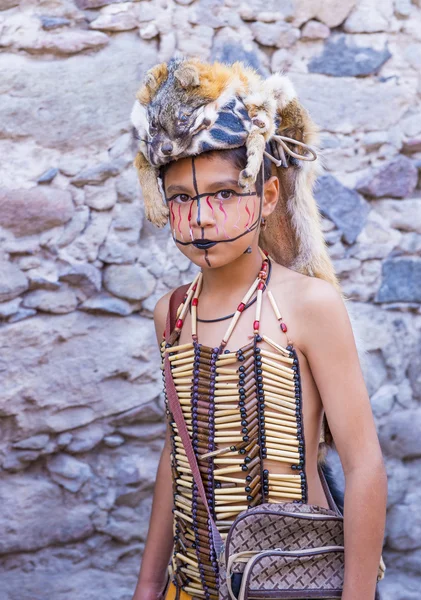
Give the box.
[162,247,307,599]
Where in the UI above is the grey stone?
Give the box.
[84,182,117,211]
[75,0,127,7]
[66,423,105,453]
[71,161,123,187]
[58,210,113,262]
[0,297,21,318]
[301,20,330,40]
[103,434,125,447]
[58,263,101,296]
[0,0,18,8]
[57,432,73,448]
[22,287,79,314]
[350,210,401,260]
[370,384,396,418]
[0,188,74,237]
[116,423,166,441]
[309,34,391,77]
[210,29,268,76]
[37,167,59,184]
[250,21,300,48]
[377,571,421,600]
[290,72,413,134]
[394,0,412,17]
[356,155,418,199]
[90,6,139,32]
[387,489,421,550]
[45,406,97,433]
[12,433,50,450]
[2,449,41,471]
[40,16,71,30]
[115,456,144,486]
[0,310,160,432]
[103,264,156,301]
[0,36,157,152]
[314,175,370,244]
[376,258,421,303]
[111,401,164,426]
[112,201,143,234]
[80,293,139,316]
[371,199,421,234]
[115,169,141,203]
[344,0,394,33]
[0,475,94,553]
[403,137,421,153]
[95,503,150,543]
[378,409,421,459]
[7,307,37,323]
[47,453,93,492]
[17,30,110,55]
[0,263,28,302]
[55,205,90,248]
[384,458,409,508]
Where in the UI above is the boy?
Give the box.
[131,57,387,600]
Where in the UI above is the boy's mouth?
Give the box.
[192,239,218,249]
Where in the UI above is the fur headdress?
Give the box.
[131,57,339,290]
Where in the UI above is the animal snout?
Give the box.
[161,142,173,155]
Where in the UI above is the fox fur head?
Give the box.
[131,56,258,167]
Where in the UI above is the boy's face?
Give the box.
[162,153,264,268]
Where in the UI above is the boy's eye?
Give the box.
[172,194,191,204]
[215,190,235,201]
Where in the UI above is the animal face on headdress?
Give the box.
[131,57,317,227]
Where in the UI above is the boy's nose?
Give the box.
[192,195,216,227]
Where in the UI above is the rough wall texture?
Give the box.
[0,0,420,598]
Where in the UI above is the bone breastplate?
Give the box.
[160,297,309,599]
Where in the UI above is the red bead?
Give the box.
[176,318,183,329]
[192,283,197,291]
[258,271,267,279]
[258,281,265,290]
[280,322,287,332]
[237,302,245,313]
[262,249,269,256]
[192,298,198,306]
[261,262,268,271]
[253,320,260,331]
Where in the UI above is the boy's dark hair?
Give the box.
[159,144,273,197]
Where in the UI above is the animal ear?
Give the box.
[174,64,200,88]
[137,63,168,104]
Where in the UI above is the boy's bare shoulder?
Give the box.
[270,262,341,307]
[153,280,192,343]
[153,287,178,342]
[268,263,344,350]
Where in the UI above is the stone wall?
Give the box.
[0,0,420,598]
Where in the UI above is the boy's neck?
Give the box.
[199,245,263,300]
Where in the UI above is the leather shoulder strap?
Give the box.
[168,283,190,340]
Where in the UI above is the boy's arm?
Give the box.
[297,280,387,600]
[132,425,174,600]
[132,290,176,600]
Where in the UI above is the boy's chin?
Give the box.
[180,243,253,268]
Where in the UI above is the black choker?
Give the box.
[190,256,272,323]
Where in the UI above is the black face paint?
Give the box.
[165,154,266,259]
